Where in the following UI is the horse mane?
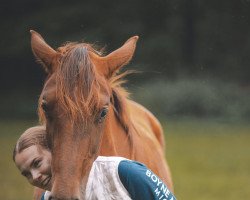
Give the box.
[38,42,133,137]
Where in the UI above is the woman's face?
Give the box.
[15,145,52,190]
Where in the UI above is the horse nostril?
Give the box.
[48,195,56,200]
[48,196,53,200]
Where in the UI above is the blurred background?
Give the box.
[0,0,249,199]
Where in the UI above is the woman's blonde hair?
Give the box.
[13,126,49,161]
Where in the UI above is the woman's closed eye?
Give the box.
[33,159,41,168]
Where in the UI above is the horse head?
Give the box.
[30,30,138,200]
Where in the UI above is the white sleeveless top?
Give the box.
[85,156,131,200]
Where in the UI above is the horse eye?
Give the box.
[41,100,51,117]
[41,102,48,112]
[98,107,108,123]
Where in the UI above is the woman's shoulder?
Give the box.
[117,160,176,200]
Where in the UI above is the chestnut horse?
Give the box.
[30,30,173,200]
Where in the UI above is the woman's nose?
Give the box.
[32,170,42,182]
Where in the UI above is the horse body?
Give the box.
[30,30,173,200]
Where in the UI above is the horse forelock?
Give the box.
[54,43,104,124]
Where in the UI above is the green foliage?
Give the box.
[132,78,250,121]
[2,78,250,121]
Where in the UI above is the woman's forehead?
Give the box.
[15,145,40,171]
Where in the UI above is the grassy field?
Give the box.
[0,120,36,200]
[164,119,250,200]
[0,119,249,200]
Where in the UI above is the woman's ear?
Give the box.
[30,30,58,74]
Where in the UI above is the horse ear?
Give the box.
[30,30,57,73]
[95,36,139,78]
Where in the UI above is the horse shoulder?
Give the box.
[127,100,165,149]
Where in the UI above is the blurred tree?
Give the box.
[182,0,196,69]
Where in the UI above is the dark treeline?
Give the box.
[1,0,250,87]
[1,0,250,119]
